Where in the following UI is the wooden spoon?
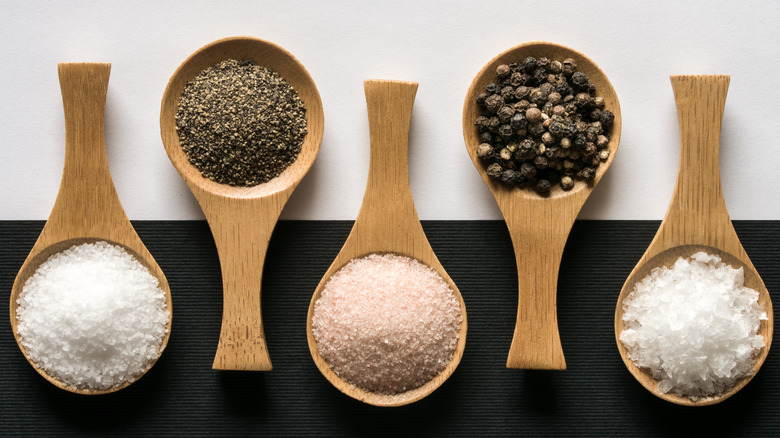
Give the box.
[306,80,468,407]
[615,75,773,406]
[9,63,173,394]
[463,42,622,369]
[160,36,324,371]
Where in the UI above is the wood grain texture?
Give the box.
[615,75,774,406]
[8,63,173,394]
[463,42,622,369]
[306,80,468,407]
[160,36,324,371]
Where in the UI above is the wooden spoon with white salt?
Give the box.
[615,75,774,406]
[9,63,173,394]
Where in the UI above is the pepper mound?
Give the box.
[176,59,307,187]
[312,253,462,395]
[620,252,767,400]
[474,56,615,196]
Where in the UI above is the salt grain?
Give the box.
[620,251,767,400]
[312,253,462,395]
[16,241,170,391]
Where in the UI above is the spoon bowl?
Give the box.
[10,63,173,394]
[463,42,621,369]
[306,80,467,406]
[160,36,324,370]
[615,75,773,406]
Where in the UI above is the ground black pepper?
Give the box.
[474,56,614,195]
[176,59,307,186]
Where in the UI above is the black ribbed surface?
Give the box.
[1,220,778,436]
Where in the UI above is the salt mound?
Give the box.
[16,241,170,391]
[620,251,767,400]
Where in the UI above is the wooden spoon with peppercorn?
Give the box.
[306,80,467,406]
[160,36,324,371]
[463,42,621,369]
[614,75,773,405]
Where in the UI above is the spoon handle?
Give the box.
[348,80,423,254]
[504,201,573,370]
[204,196,280,371]
[46,63,127,240]
[664,75,735,248]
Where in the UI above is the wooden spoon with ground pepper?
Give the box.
[160,36,324,371]
[463,42,622,370]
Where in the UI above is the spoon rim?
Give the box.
[462,40,622,200]
[306,250,468,407]
[615,243,773,406]
[160,35,324,199]
[10,236,172,395]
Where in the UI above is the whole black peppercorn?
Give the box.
[501,86,515,101]
[484,94,504,113]
[535,179,552,196]
[533,68,548,84]
[534,155,549,169]
[514,99,531,112]
[479,131,492,143]
[560,175,574,190]
[485,82,500,95]
[571,71,589,89]
[476,92,488,106]
[580,166,596,180]
[508,72,524,87]
[477,143,494,159]
[522,56,537,73]
[525,107,542,124]
[528,123,546,138]
[510,112,528,130]
[498,124,514,139]
[562,58,577,75]
[496,64,511,79]
[514,88,530,102]
[549,60,562,74]
[538,57,550,69]
[500,169,518,184]
[486,163,503,178]
[486,116,501,132]
[600,110,615,129]
[497,105,515,122]
[520,162,536,179]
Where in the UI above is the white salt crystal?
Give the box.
[312,253,462,395]
[620,251,767,400]
[16,241,170,391]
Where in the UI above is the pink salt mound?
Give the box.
[312,253,462,395]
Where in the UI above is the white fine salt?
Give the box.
[620,251,767,400]
[312,253,462,395]
[16,241,170,391]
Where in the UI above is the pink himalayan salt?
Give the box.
[312,253,462,394]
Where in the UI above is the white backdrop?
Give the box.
[2,0,778,220]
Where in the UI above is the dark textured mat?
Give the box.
[1,220,777,436]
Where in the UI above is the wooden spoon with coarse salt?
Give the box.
[615,75,773,405]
